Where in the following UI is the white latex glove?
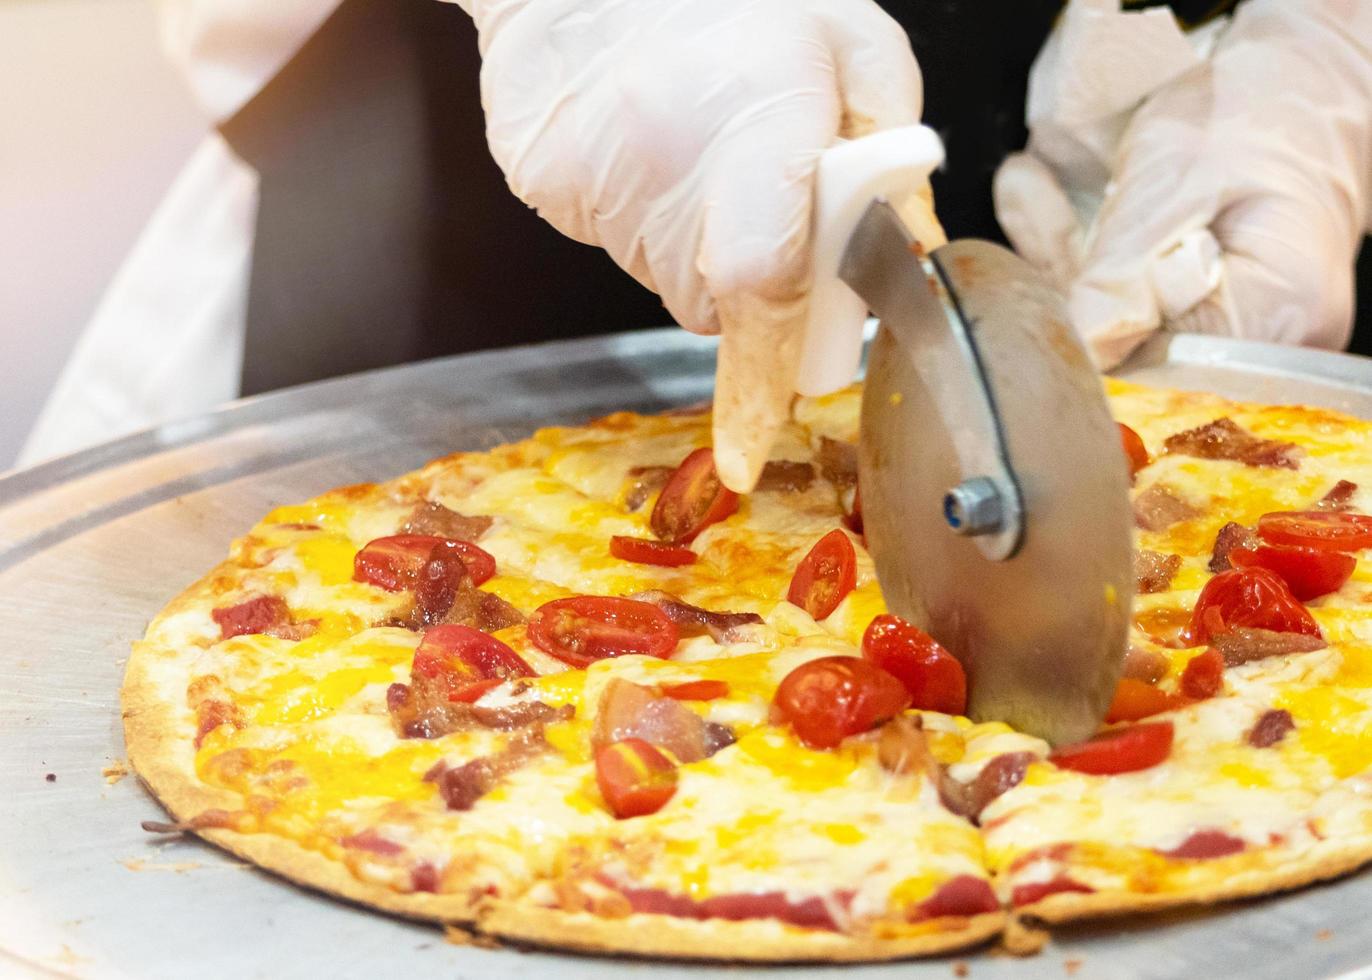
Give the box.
[460,0,925,491]
[997,0,1372,368]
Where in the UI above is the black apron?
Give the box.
[222,0,1366,395]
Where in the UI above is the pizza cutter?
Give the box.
[797,126,1134,746]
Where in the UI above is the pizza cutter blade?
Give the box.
[844,201,1133,745]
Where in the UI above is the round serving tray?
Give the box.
[2,329,1370,979]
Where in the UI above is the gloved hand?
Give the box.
[455,0,925,490]
[996,0,1372,369]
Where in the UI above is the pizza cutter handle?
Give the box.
[795,125,946,398]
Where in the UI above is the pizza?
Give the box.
[123,378,1372,961]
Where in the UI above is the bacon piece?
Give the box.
[754,460,816,492]
[442,586,526,632]
[939,752,1034,822]
[703,722,737,756]
[623,466,673,512]
[1121,646,1169,684]
[1134,550,1181,594]
[1314,479,1358,512]
[400,501,493,541]
[817,437,858,489]
[388,674,571,740]
[211,594,315,641]
[1011,876,1095,907]
[1208,522,1258,573]
[392,562,524,634]
[425,728,549,811]
[1211,627,1326,667]
[1247,708,1295,748]
[1132,485,1201,532]
[629,590,762,643]
[1163,417,1301,470]
[194,699,243,748]
[877,716,935,777]
[1158,829,1246,860]
[915,875,999,919]
[410,863,440,893]
[591,678,718,763]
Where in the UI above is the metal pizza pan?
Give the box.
[1,327,1370,979]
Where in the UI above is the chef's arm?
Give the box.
[1000,0,1372,368]
[450,0,929,492]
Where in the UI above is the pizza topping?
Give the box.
[1230,544,1355,600]
[1210,627,1327,666]
[1118,422,1150,479]
[817,436,859,488]
[399,501,493,541]
[877,715,936,777]
[1247,708,1296,747]
[411,624,535,701]
[1105,678,1180,722]
[623,466,674,512]
[916,875,1000,920]
[425,727,549,811]
[340,829,405,856]
[628,590,762,642]
[354,534,496,591]
[786,529,858,620]
[595,738,679,818]
[1179,648,1224,700]
[1158,829,1246,860]
[772,656,911,750]
[1313,479,1359,512]
[1133,549,1182,594]
[1121,645,1168,684]
[1049,722,1174,775]
[1163,417,1302,470]
[1187,567,1321,646]
[592,678,721,763]
[439,587,527,633]
[861,614,968,715]
[608,880,852,931]
[211,595,315,641]
[528,596,679,667]
[1011,877,1095,908]
[659,679,729,701]
[649,448,739,543]
[754,460,816,492]
[1209,522,1259,572]
[939,752,1034,821]
[609,535,697,567]
[1132,484,1201,531]
[1257,510,1372,552]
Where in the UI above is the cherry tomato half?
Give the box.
[1230,544,1355,601]
[660,679,730,701]
[527,596,679,668]
[1187,567,1321,645]
[411,624,535,702]
[595,738,678,818]
[861,614,967,715]
[609,535,697,567]
[1049,721,1174,775]
[1104,678,1179,723]
[1179,648,1224,700]
[786,529,858,621]
[1118,423,1150,479]
[773,656,911,749]
[1257,511,1372,552]
[354,534,496,590]
[650,448,739,543]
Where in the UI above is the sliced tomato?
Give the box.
[1179,648,1224,700]
[1118,422,1150,478]
[1229,544,1355,601]
[1187,567,1321,645]
[786,529,858,621]
[649,448,739,543]
[412,624,535,702]
[1257,511,1372,552]
[527,596,679,668]
[1049,721,1174,775]
[861,614,967,715]
[1104,678,1180,723]
[660,679,730,701]
[609,535,697,567]
[773,656,911,750]
[354,534,496,590]
[595,738,678,818]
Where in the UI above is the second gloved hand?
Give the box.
[461,0,925,490]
